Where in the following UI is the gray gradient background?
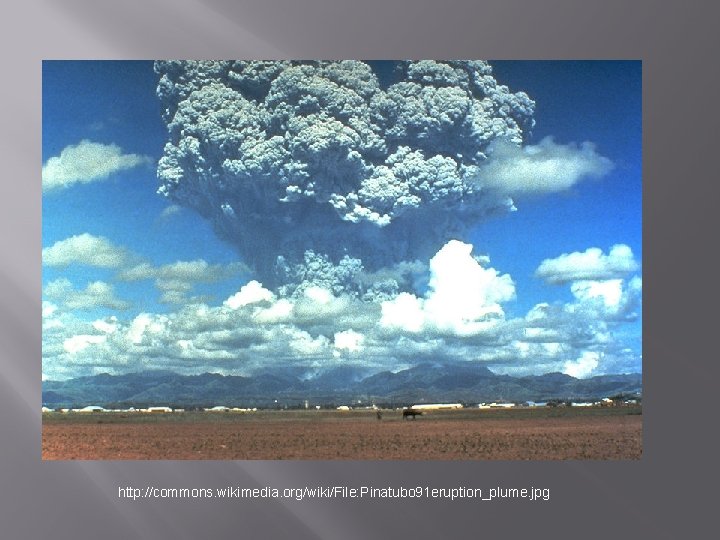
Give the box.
[1,0,716,538]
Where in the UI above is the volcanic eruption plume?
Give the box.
[154,60,605,299]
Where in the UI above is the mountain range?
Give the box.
[42,363,642,409]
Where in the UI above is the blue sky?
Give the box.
[473,61,641,312]
[42,60,641,381]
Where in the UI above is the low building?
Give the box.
[525,401,547,408]
[77,405,107,413]
[489,402,515,408]
[147,406,173,413]
[409,403,463,410]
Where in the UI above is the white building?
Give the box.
[76,405,107,412]
[478,402,516,409]
[409,403,463,410]
[147,406,173,413]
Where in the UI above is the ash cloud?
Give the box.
[155,60,544,295]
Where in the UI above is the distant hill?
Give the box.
[42,363,642,409]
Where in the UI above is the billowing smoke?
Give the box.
[154,60,537,296]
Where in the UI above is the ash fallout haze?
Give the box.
[42,61,641,387]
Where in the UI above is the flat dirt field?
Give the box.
[42,407,641,460]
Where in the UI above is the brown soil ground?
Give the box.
[42,407,642,460]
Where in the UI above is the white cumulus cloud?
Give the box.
[571,275,642,321]
[118,259,247,305]
[563,351,600,378]
[333,329,365,353]
[41,240,640,380]
[571,279,624,310]
[536,244,639,284]
[63,334,107,354]
[479,137,613,196]
[380,292,425,333]
[43,233,133,268]
[42,140,153,191]
[44,278,130,311]
[224,280,275,309]
[424,240,515,331]
[381,240,515,336]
